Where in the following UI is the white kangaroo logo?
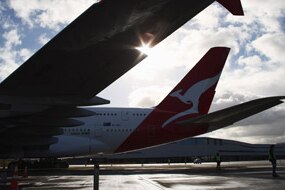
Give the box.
[162,72,221,128]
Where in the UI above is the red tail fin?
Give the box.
[217,0,244,16]
[156,47,230,119]
[116,47,231,153]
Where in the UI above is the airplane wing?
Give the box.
[0,0,243,104]
[0,0,244,155]
[177,96,285,131]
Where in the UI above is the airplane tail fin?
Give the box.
[156,47,230,124]
[217,0,244,16]
[116,47,231,152]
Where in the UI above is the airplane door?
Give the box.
[121,111,129,121]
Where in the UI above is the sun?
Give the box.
[136,43,152,56]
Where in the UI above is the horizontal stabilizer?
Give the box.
[217,0,244,15]
[178,96,285,131]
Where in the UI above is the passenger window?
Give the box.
[103,122,111,126]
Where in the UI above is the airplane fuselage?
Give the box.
[48,107,153,158]
[1,107,154,158]
[20,104,209,158]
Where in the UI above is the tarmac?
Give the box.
[1,161,285,189]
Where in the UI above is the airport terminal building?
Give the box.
[93,137,285,164]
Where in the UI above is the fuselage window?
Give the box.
[103,122,111,126]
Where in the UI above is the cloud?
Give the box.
[38,33,50,45]
[228,0,285,33]
[0,29,22,80]
[0,48,19,81]
[187,3,226,30]
[19,48,32,62]
[252,33,285,62]
[0,2,5,13]
[3,29,21,48]
[0,28,32,80]
[8,0,97,30]
[128,86,172,108]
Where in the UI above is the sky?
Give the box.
[0,0,285,144]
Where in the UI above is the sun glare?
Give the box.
[136,43,152,56]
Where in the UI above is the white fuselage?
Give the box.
[48,107,153,157]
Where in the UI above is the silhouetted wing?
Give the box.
[0,0,218,99]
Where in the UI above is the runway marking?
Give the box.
[138,175,165,190]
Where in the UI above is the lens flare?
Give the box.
[136,43,152,55]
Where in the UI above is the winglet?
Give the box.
[217,0,244,16]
